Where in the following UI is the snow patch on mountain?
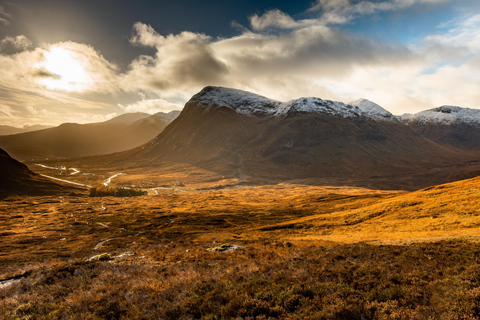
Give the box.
[288,97,362,118]
[191,86,395,121]
[191,86,281,116]
[399,106,480,126]
[350,99,397,122]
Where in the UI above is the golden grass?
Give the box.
[281,176,480,244]
[2,174,480,318]
[1,175,480,265]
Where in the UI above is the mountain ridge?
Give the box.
[191,86,397,121]
[115,86,477,190]
[0,111,180,161]
[399,105,480,152]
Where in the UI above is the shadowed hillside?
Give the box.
[0,111,179,161]
[0,148,72,197]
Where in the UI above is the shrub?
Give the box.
[88,186,147,197]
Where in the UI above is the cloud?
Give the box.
[34,41,119,93]
[423,14,480,56]
[0,40,118,94]
[1,0,479,127]
[249,9,312,31]
[0,35,32,52]
[30,68,61,79]
[214,26,414,78]
[0,5,11,26]
[0,41,120,126]
[121,20,418,106]
[120,22,228,95]
[119,98,182,114]
[117,3,480,116]
[0,104,15,118]
[309,0,452,25]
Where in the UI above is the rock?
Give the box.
[207,243,245,252]
[87,253,112,262]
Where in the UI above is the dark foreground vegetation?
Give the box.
[88,186,147,197]
[2,240,480,319]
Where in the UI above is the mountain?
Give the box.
[0,112,180,161]
[100,112,150,125]
[349,99,398,122]
[0,148,67,197]
[399,106,480,151]
[0,124,52,136]
[121,86,475,189]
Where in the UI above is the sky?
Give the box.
[0,0,480,127]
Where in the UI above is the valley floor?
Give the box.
[2,175,480,319]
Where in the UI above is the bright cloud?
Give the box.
[424,14,480,54]
[33,42,118,93]
[0,39,120,126]
[119,98,183,114]
[249,9,315,31]
[0,39,118,94]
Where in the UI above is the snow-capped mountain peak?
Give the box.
[191,86,281,116]
[349,98,397,122]
[190,86,396,121]
[288,97,362,118]
[399,105,480,125]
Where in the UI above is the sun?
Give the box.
[36,46,91,92]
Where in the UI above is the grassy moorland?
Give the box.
[1,175,480,319]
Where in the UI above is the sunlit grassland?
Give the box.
[2,175,480,318]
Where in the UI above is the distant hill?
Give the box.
[0,111,180,161]
[0,148,68,197]
[0,124,52,136]
[100,112,151,125]
[399,106,480,152]
[117,86,475,189]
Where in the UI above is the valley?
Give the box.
[2,175,480,319]
[2,86,480,319]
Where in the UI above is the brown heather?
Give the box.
[1,175,480,319]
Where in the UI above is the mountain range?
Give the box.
[3,86,480,191]
[114,86,479,189]
[0,111,180,161]
[0,124,52,136]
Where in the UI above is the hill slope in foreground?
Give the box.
[2,175,480,318]
[0,148,72,197]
